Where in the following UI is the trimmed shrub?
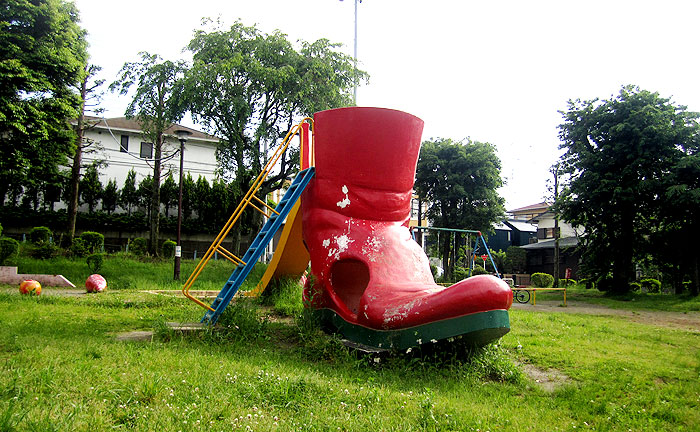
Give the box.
[579,278,595,289]
[86,253,105,273]
[27,242,59,259]
[530,272,554,288]
[0,237,20,265]
[69,237,89,257]
[640,278,661,293]
[472,265,489,276]
[629,282,642,292]
[560,278,577,287]
[129,237,148,256]
[453,266,469,281]
[80,231,104,253]
[162,239,176,258]
[29,226,52,244]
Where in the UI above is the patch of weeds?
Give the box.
[213,299,270,342]
[292,308,353,363]
[380,339,523,384]
[0,401,25,431]
[152,318,177,342]
[260,277,303,317]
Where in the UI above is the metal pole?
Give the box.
[174,138,185,280]
[553,164,560,288]
[353,0,358,103]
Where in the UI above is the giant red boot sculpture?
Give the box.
[302,107,512,350]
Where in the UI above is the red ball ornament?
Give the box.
[19,279,42,296]
[86,274,107,293]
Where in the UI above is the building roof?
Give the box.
[493,222,512,231]
[86,116,219,142]
[520,236,579,250]
[507,201,551,214]
[506,220,537,233]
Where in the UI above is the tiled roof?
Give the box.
[86,116,219,142]
[507,201,551,213]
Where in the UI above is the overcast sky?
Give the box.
[73,0,700,210]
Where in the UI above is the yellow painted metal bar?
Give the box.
[182,118,314,311]
[252,194,280,215]
[513,287,567,306]
[247,201,271,218]
[215,246,246,266]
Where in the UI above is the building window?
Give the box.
[140,142,153,159]
[120,135,129,153]
[507,231,511,242]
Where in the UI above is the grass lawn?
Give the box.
[532,284,700,312]
[0,256,698,431]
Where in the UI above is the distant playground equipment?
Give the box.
[182,107,512,350]
[409,226,501,278]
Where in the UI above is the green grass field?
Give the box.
[1,257,698,431]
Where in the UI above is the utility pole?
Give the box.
[552,163,560,288]
[174,129,192,280]
[340,0,361,103]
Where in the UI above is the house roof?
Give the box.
[86,116,219,142]
[507,201,551,214]
[505,220,537,233]
[520,236,579,250]
[493,222,512,231]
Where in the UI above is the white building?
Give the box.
[82,117,219,188]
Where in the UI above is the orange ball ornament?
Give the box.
[19,279,42,296]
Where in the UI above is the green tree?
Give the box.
[180,20,366,251]
[110,52,186,255]
[657,152,700,295]
[193,176,210,221]
[558,85,700,294]
[181,172,195,220]
[101,179,119,214]
[0,0,87,207]
[79,163,102,213]
[160,172,177,217]
[67,63,104,240]
[119,169,139,215]
[415,138,505,280]
[137,175,154,220]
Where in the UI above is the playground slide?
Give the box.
[247,200,309,297]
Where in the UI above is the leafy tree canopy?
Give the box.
[558,85,700,293]
[0,0,88,204]
[415,138,505,279]
[180,20,367,199]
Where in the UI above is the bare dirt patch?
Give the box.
[512,300,700,333]
[516,361,571,392]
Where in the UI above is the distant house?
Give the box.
[488,219,537,252]
[516,204,583,279]
[81,117,219,191]
[507,201,551,221]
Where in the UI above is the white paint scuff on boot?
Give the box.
[326,234,355,260]
[336,185,351,208]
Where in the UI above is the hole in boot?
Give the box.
[330,259,369,315]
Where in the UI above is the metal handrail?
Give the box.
[182,118,313,309]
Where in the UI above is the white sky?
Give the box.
[74,0,700,210]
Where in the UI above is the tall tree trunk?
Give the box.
[67,71,88,241]
[612,221,634,294]
[442,233,452,282]
[149,133,162,256]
